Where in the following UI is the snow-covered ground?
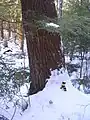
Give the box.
[0,39,90,120]
[1,70,90,120]
[12,70,90,120]
[0,39,29,68]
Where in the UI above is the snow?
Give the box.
[65,55,71,63]
[11,70,90,120]
[71,58,80,65]
[0,39,90,120]
[0,39,29,68]
[46,23,59,28]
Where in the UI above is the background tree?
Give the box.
[0,0,23,50]
[58,0,90,91]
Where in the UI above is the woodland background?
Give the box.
[0,0,90,108]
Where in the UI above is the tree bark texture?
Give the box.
[21,0,65,95]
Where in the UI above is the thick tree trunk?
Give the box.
[21,0,65,95]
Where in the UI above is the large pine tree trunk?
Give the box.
[21,0,65,95]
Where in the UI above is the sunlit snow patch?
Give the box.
[15,70,90,120]
[46,23,59,28]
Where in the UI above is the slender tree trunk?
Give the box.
[8,22,11,39]
[80,51,84,78]
[70,44,75,61]
[55,0,63,18]
[1,20,4,40]
[58,0,63,18]
[20,26,24,52]
[85,51,88,77]
[13,24,17,44]
[21,0,65,95]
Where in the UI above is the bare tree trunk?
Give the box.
[80,51,84,78]
[8,22,11,39]
[55,0,63,18]
[58,0,63,18]
[85,51,88,77]
[1,20,4,40]
[18,23,24,52]
[21,0,65,95]
[20,27,24,52]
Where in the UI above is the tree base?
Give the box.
[27,80,48,95]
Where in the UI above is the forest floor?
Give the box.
[0,40,90,120]
[2,69,90,120]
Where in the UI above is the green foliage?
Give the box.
[0,55,30,99]
[63,0,90,16]
[35,0,90,55]
[59,15,90,51]
[0,0,21,22]
[59,0,90,54]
